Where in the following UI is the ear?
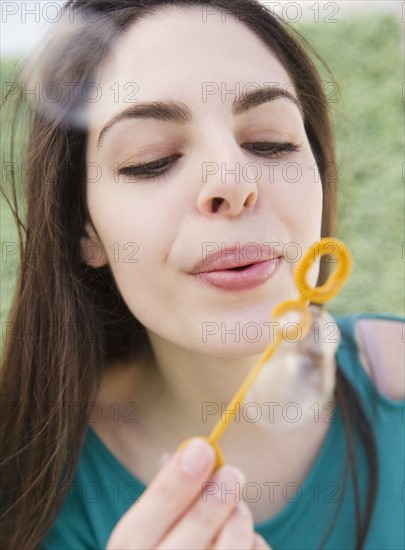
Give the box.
[79,221,109,268]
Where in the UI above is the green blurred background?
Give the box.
[1,13,404,328]
[295,13,403,317]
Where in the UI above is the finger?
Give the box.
[212,501,254,550]
[156,465,246,550]
[106,438,216,550]
[253,533,273,549]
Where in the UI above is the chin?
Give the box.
[193,332,274,359]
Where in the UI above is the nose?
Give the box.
[196,139,259,217]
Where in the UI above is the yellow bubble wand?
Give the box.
[177,237,353,470]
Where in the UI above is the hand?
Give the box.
[106,437,272,550]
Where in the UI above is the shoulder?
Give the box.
[354,317,405,401]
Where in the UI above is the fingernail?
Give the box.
[213,465,246,486]
[179,438,215,477]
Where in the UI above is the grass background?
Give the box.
[295,13,404,317]
[1,13,404,330]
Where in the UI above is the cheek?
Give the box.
[267,152,323,284]
[86,181,179,292]
[279,152,323,230]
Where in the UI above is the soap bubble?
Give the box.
[240,305,341,432]
[16,4,121,131]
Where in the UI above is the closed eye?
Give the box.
[117,141,302,182]
[118,155,179,181]
[242,141,302,157]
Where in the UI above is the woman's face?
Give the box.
[83,6,323,356]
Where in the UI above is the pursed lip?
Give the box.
[188,244,283,274]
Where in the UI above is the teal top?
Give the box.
[40,313,404,550]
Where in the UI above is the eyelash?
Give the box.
[117,141,302,181]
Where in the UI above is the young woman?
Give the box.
[0,1,403,549]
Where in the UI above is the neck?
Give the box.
[131,328,338,445]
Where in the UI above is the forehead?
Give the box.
[92,6,295,118]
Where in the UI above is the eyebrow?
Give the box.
[96,85,304,149]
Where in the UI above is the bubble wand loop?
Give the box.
[177,237,353,470]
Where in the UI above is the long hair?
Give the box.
[0,1,378,548]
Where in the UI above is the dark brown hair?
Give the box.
[0,1,378,548]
